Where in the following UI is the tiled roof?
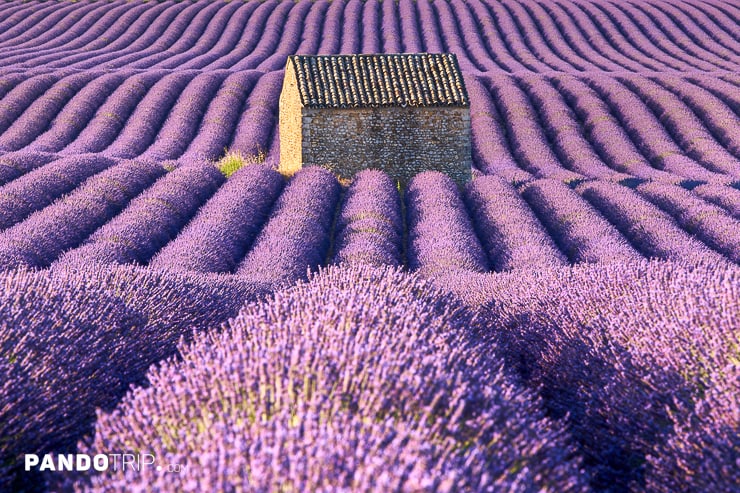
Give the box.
[287,53,469,108]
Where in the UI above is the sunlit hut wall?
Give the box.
[279,53,472,186]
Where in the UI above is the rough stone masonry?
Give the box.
[279,53,472,186]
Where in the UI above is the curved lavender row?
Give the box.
[0,72,58,136]
[576,180,729,264]
[592,0,705,71]
[360,0,381,54]
[381,0,403,54]
[0,150,56,187]
[439,258,739,491]
[518,75,630,180]
[464,175,567,271]
[398,0,423,53]
[685,0,740,47]
[255,0,318,72]
[636,181,740,264]
[150,164,284,274]
[653,75,740,158]
[548,0,650,72]
[552,75,694,183]
[582,74,727,183]
[464,0,525,72]
[679,1,740,52]
[568,0,680,71]
[529,0,629,71]
[500,0,580,72]
[414,0,443,53]
[5,2,154,67]
[339,0,362,54]
[331,169,403,267]
[450,0,513,72]
[26,73,126,153]
[56,162,224,268]
[437,0,481,72]
[516,0,605,71]
[0,71,100,151]
[0,2,47,39]
[0,71,28,100]
[0,2,82,49]
[126,1,226,69]
[0,155,116,231]
[687,75,740,116]
[139,72,227,161]
[648,0,740,60]
[61,71,162,155]
[0,159,166,270]
[76,265,587,493]
[236,167,340,288]
[487,74,584,183]
[621,1,736,71]
[0,1,128,64]
[104,72,195,158]
[202,0,281,70]
[0,264,264,491]
[618,74,740,178]
[149,1,242,69]
[67,1,197,70]
[56,2,183,69]
[181,71,262,161]
[316,0,344,55]
[227,70,282,158]
[406,171,489,274]
[177,1,262,70]
[227,1,295,71]
[521,178,642,264]
[692,183,740,220]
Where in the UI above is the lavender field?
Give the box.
[0,0,738,491]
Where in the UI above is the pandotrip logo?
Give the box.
[24,453,186,474]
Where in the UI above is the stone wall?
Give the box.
[278,65,303,176]
[301,106,471,186]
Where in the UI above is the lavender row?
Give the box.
[75,264,587,492]
[464,175,567,271]
[576,180,730,264]
[61,71,163,155]
[103,72,195,158]
[552,75,689,183]
[0,150,56,187]
[692,183,740,220]
[612,75,740,179]
[636,181,740,264]
[521,178,642,264]
[55,161,224,268]
[236,166,340,288]
[25,73,127,153]
[518,75,630,181]
[0,155,116,231]
[138,71,227,161]
[49,2,184,70]
[150,164,284,274]
[331,169,403,267]
[0,263,264,491]
[0,0,738,72]
[0,1,131,64]
[226,70,283,158]
[0,159,166,270]
[584,74,731,184]
[405,171,489,274]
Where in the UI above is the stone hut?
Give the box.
[279,53,471,186]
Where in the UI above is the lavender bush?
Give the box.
[75,264,587,492]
